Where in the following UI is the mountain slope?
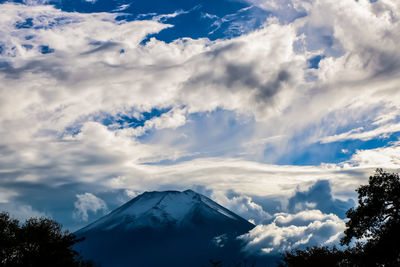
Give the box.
[75,190,254,267]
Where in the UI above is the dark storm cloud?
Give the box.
[197,41,292,104]
[81,41,120,55]
[225,64,290,92]
[287,180,354,218]
[223,63,291,103]
[2,0,400,237]
[254,69,290,102]
[0,170,25,181]
[203,42,244,59]
[0,59,68,80]
[0,178,129,230]
[361,47,400,79]
[185,61,291,105]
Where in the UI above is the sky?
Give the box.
[1,0,400,257]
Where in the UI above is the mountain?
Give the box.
[74,190,255,267]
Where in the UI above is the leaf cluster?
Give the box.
[341,168,400,246]
[0,212,92,267]
[280,169,400,266]
[278,246,359,267]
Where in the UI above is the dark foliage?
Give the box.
[277,246,366,267]
[341,168,400,266]
[278,246,345,267]
[341,169,400,244]
[205,259,257,267]
[0,212,93,267]
[279,169,400,267]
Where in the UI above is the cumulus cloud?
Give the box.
[1,0,400,229]
[128,108,188,136]
[1,0,399,160]
[287,180,354,218]
[212,191,272,224]
[239,210,345,255]
[73,193,108,222]
[346,141,400,169]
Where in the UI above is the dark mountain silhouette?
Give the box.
[74,189,255,267]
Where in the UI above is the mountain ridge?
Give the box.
[76,189,254,234]
[75,189,255,267]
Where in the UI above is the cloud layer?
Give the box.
[1,0,400,256]
[239,210,345,255]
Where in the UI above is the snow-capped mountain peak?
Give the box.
[75,190,255,267]
[77,189,252,233]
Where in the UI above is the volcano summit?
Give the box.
[75,190,254,266]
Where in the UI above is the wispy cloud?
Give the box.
[1,0,400,238]
[321,123,400,143]
[73,193,108,222]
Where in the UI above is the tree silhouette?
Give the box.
[278,246,347,267]
[280,169,400,266]
[0,212,92,267]
[340,168,400,265]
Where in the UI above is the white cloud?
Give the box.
[124,189,140,199]
[239,210,345,255]
[346,142,400,169]
[0,202,48,222]
[246,0,312,23]
[11,204,48,221]
[1,0,400,164]
[212,192,272,224]
[0,189,18,203]
[321,123,400,143]
[152,6,201,23]
[22,0,51,5]
[73,193,108,221]
[1,0,400,231]
[126,108,188,136]
[113,4,131,12]
[0,3,301,132]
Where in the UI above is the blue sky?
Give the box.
[1,0,400,256]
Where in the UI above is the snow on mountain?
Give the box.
[77,189,251,233]
[74,190,255,267]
